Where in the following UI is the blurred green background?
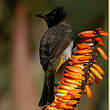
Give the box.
[0,0,108,110]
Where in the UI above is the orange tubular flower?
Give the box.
[79,38,93,42]
[72,64,84,69]
[77,43,94,49]
[66,66,84,75]
[99,32,108,37]
[79,56,93,61]
[75,49,93,54]
[95,37,105,46]
[85,85,92,99]
[96,27,108,37]
[90,67,103,80]
[64,73,85,80]
[44,28,108,110]
[78,33,95,38]
[93,64,104,75]
[97,47,108,60]
[78,30,94,35]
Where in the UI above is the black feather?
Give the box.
[38,70,55,106]
[46,6,67,18]
[37,6,67,28]
[45,6,67,28]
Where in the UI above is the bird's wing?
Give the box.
[40,24,73,71]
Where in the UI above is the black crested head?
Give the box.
[36,6,67,28]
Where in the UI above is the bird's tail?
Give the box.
[38,70,55,106]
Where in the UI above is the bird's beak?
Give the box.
[36,14,46,19]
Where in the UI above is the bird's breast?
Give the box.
[61,41,73,63]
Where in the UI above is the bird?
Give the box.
[36,6,74,107]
